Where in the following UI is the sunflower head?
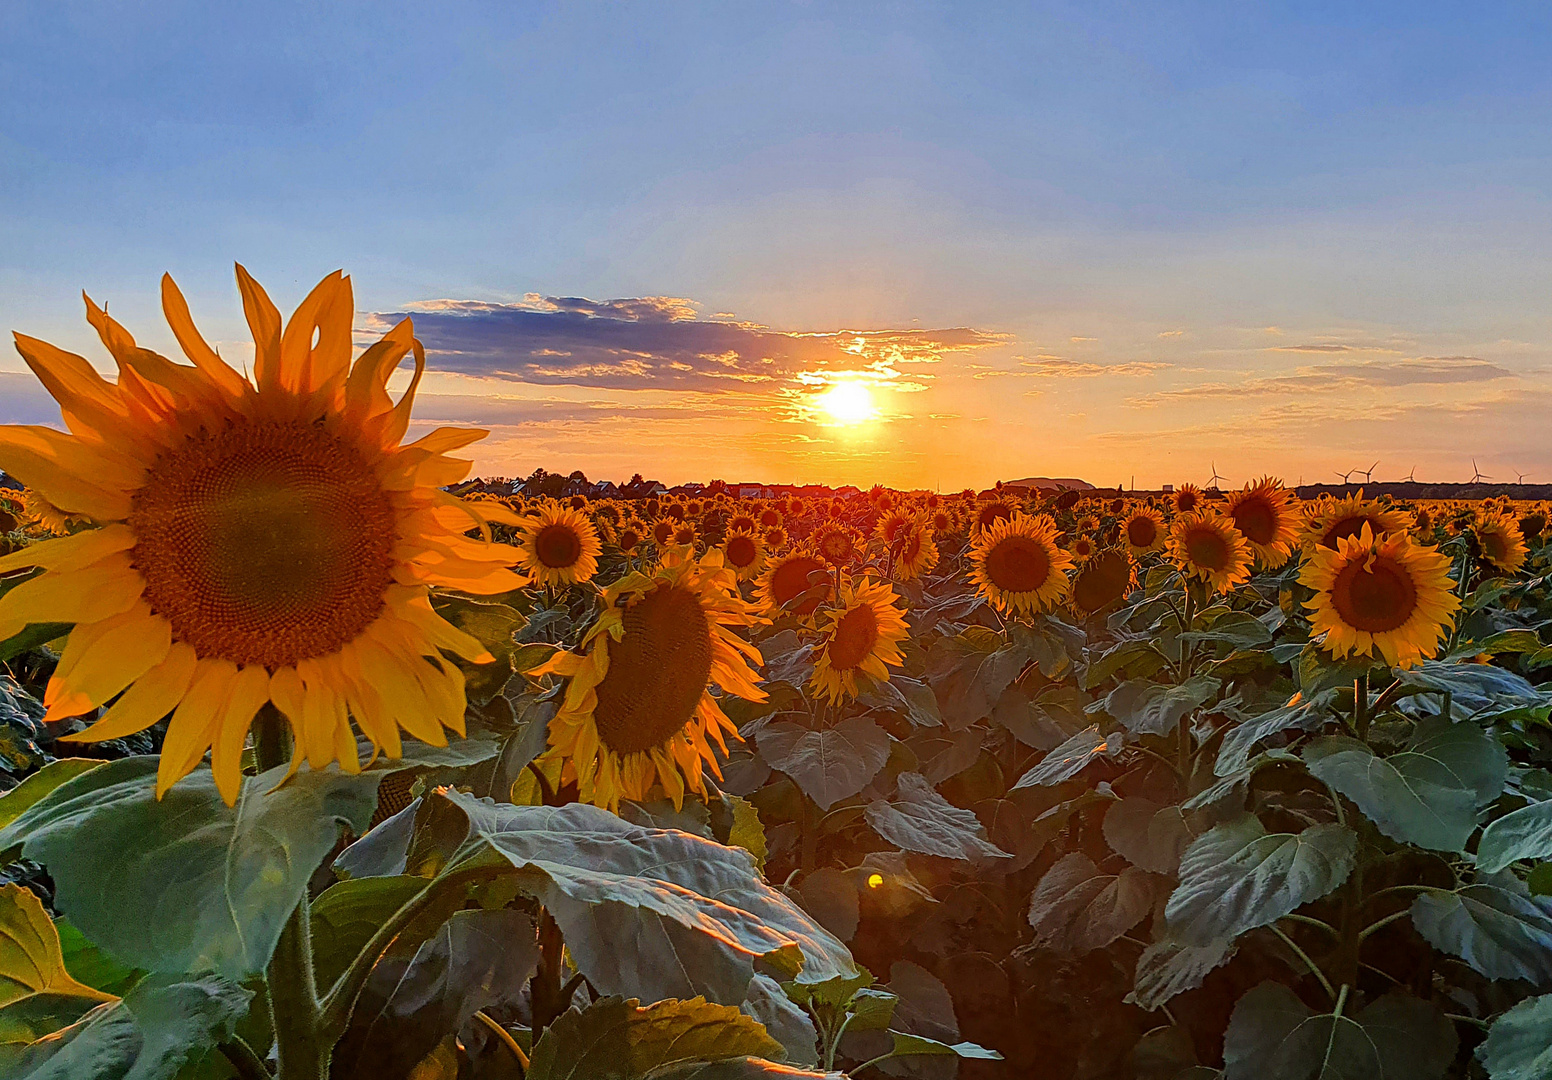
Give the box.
[1225,476,1297,568]
[1301,524,1459,668]
[1123,506,1166,553]
[686,499,704,516]
[762,525,788,549]
[813,520,861,567]
[973,500,1014,535]
[1070,535,1097,561]
[672,523,699,549]
[810,576,910,702]
[722,528,765,581]
[758,507,782,529]
[1520,510,1546,540]
[1301,491,1411,552]
[0,267,525,803]
[1173,484,1203,514]
[969,512,1072,616]
[930,509,956,535]
[729,512,757,533]
[568,494,588,511]
[1475,510,1528,574]
[651,519,676,546]
[615,519,646,553]
[1168,511,1254,594]
[1071,548,1136,614]
[757,548,831,617]
[892,522,939,583]
[518,503,602,588]
[530,550,766,811]
[877,510,913,545]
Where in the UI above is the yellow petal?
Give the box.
[366,337,425,451]
[280,271,352,395]
[44,606,171,722]
[0,426,137,520]
[157,659,238,798]
[343,317,415,427]
[0,554,144,641]
[160,273,251,400]
[10,333,143,449]
[211,666,271,806]
[0,524,136,575]
[60,642,198,743]
[235,263,283,393]
[355,636,446,747]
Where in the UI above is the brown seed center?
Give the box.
[1184,528,1230,572]
[828,602,879,670]
[985,535,1051,594]
[535,523,583,568]
[1330,555,1417,633]
[1231,499,1277,544]
[591,585,713,754]
[1127,516,1158,547]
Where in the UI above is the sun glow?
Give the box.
[817,381,878,425]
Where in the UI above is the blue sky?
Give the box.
[5,2,1552,488]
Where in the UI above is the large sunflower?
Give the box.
[756,548,831,617]
[1224,477,1298,568]
[531,549,766,811]
[1301,524,1459,668]
[1301,491,1410,551]
[1475,509,1528,575]
[721,528,765,581]
[1071,548,1136,614]
[0,268,523,803]
[516,502,601,588]
[810,576,909,702]
[1122,506,1166,554]
[1167,511,1253,594]
[969,512,1072,615]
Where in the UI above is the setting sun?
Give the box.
[818,381,878,425]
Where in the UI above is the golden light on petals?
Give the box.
[969,512,1072,616]
[1168,511,1254,594]
[1224,476,1298,568]
[517,502,601,588]
[810,576,910,702]
[1474,509,1527,574]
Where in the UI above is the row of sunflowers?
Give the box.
[0,270,1550,1079]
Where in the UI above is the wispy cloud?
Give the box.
[1129,355,1512,406]
[364,296,1008,394]
[1266,343,1404,354]
[1014,357,1172,378]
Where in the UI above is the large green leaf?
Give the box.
[1126,936,1237,1011]
[1303,717,1506,851]
[1104,676,1219,737]
[1477,992,1552,1080]
[1165,815,1356,946]
[332,907,537,1080]
[308,875,429,992]
[0,757,379,979]
[757,718,890,811]
[1012,725,1117,788]
[1026,853,1156,955]
[879,1032,1003,1061]
[1222,981,1456,1080]
[526,996,787,1080]
[1396,660,1544,719]
[1104,797,1196,875]
[1479,801,1552,874]
[3,974,251,1080]
[1178,611,1274,650]
[1215,694,1330,777]
[0,760,104,830]
[0,884,115,1053]
[1410,884,1552,983]
[864,772,1009,863]
[433,792,859,1004]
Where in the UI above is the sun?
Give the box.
[817,381,877,425]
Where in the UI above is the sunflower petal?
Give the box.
[211,666,271,806]
[0,554,143,642]
[235,263,283,392]
[157,659,239,799]
[60,641,198,744]
[0,524,136,574]
[44,607,171,722]
[0,426,137,520]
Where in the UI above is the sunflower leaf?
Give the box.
[1479,800,1552,874]
[1104,675,1219,737]
[864,772,1010,862]
[1410,883,1552,983]
[1477,992,1552,1080]
[526,995,786,1080]
[1126,935,1238,1012]
[1012,725,1117,789]
[0,756,380,980]
[757,717,890,812]
[1026,852,1157,955]
[0,883,116,1051]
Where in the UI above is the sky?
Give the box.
[5,2,1552,491]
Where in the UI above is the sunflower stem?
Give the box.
[253,706,328,1080]
[530,906,574,1037]
[1353,672,1370,742]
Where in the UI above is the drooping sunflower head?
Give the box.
[876,510,913,546]
[1301,491,1411,552]
[0,267,526,803]
[757,548,831,617]
[568,494,588,511]
[1519,509,1547,541]
[517,502,602,588]
[1167,511,1254,594]
[721,528,765,581]
[810,576,910,702]
[1474,510,1528,574]
[612,519,645,554]
[1173,484,1203,514]
[1413,506,1435,536]
[892,522,939,583]
[1225,476,1298,568]
[1300,524,1459,668]
[531,551,765,811]
[1071,548,1136,615]
[813,520,861,567]
[19,487,85,536]
[1123,506,1166,554]
[969,512,1072,616]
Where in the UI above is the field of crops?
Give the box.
[3,279,1552,1080]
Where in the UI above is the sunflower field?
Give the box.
[1,273,1552,1080]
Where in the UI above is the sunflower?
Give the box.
[529,549,765,811]
[1071,549,1136,614]
[721,528,765,581]
[568,494,588,511]
[1172,484,1203,514]
[930,508,956,535]
[1412,506,1435,537]
[810,576,910,702]
[1122,506,1166,554]
[892,522,938,582]
[517,502,601,588]
[651,519,676,546]
[1077,514,1100,533]
[1225,476,1298,568]
[686,499,704,516]
[762,525,788,549]
[972,499,1014,535]
[729,512,758,534]
[1301,491,1410,551]
[0,267,523,803]
[758,506,783,529]
[1301,524,1459,668]
[757,548,831,617]
[1519,509,1546,542]
[615,519,646,554]
[1168,511,1254,594]
[876,510,913,546]
[969,512,1072,616]
[1475,510,1528,574]
[672,522,698,548]
[19,488,85,536]
[812,520,860,567]
[1070,535,1096,561]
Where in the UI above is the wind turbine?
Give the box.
[1360,462,1378,484]
[1514,469,1528,485]
[1335,468,1356,485]
[1399,466,1417,484]
[1469,460,1490,485]
[1205,463,1227,491]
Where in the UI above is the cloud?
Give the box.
[1016,357,1172,378]
[0,372,64,426]
[365,297,1008,393]
[1266,343,1403,354]
[1158,330,1185,338]
[1129,355,1513,406]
